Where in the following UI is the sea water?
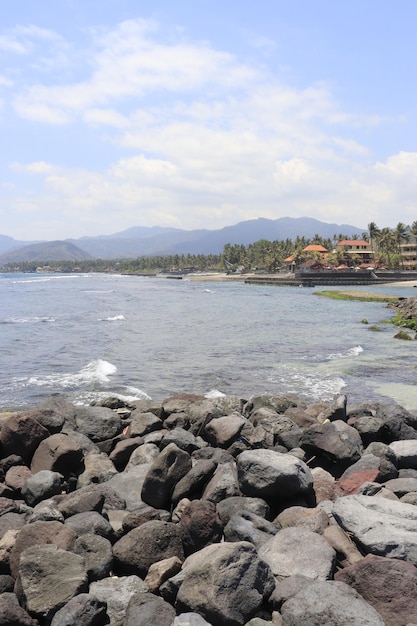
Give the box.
[1,272,417,410]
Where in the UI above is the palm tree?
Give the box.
[367,222,380,264]
[395,222,410,269]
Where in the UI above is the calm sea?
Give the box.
[1,272,417,411]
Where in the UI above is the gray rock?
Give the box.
[275,505,329,533]
[172,458,218,504]
[237,450,313,500]
[389,440,417,469]
[281,580,384,625]
[76,453,117,488]
[127,412,163,437]
[21,470,64,506]
[113,520,184,577]
[68,406,123,443]
[50,593,107,626]
[201,461,240,503]
[73,533,113,581]
[16,544,88,620]
[300,420,363,474]
[178,499,223,556]
[105,464,150,511]
[64,511,114,541]
[141,443,192,509]
[123,591,176,626]
[204,414,247,448]
[161,427,201,454]
[108,437,143,471]
[0,593,37,626]
[30,433,84,476]
[333,494,417,565]
[259,526,336,581]
[384,477,417,497]
[224,510,279,548]
[89,575,148,626]
[0,414,49,464]
[216,496,269,525]
[173,613,213,625]
[176,541,274,626]
[125,442,159,468]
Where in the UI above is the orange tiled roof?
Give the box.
[303,244,328,252]
[336,239,370,247]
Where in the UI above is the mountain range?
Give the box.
[0,217,365,265]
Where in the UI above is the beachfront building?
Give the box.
[335,239,374,266]
[400,240,417,269]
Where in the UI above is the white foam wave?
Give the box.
[3,316,56,324]
[205,389,227,398]
[72,386,151,406]
[27,359,117,389]
[268,364,346,402]
[98,315,126,322]
[326,345,364,361]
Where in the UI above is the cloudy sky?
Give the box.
[1,0,417,240]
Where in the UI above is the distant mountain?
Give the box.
[0,241,92,266]
[0,217,365,264]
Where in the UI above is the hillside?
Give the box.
[0,217,364,263]
[0,241,92,266]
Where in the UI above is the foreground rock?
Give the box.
[2,391,417,624]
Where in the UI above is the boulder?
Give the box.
[300,420,363,475]
[76,453,117,488]
[178,499,223,556]
[389,439,417,469]
[335,553,417,626]
[21,470,64,506]
[280,579,384,625]
[123,592,176,626]
[4,466,32,495]
[333,494,417,566]
[64,511,114,542]
[176,541,275,626]
[30,433,84,476]
[104,464,150,511]
[216,496,269,526]
[127,412,163,437]
[144,556,182,593]
[224,510,279,548]
[201,461,240,503]
[259,526,336,581]
[171,458,217,504]
[108,437,143,471]
[113,520,184,577]
[0,414,49,463]
[89,575,148,626]
[275,505,329,533]
[204,414,247,448]
[16,544,88,620]
[73,533,113,581]
[160,428,201,454]
[0,593,37,626]
[141,444,192,509]
[49,593,107,626]
[236,449,313,501]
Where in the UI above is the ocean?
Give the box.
[1,272,417,411]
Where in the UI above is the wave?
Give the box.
[304,345,364,363]
[98,315,126,322]
[1,316,56,324]
[27,358,118,389]
[268,363,346,402]
[205,389,227,398]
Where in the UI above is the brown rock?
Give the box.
[0,414,49,463]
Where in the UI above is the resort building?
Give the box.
[335,240,374,265]
[400,240,417,269]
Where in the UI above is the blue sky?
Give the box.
[1,0,417,240]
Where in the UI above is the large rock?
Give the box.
[21,470,64,506]
[280,580,384,625]
[178,499,223,556]
[216,496,269,526]
[389,439,417,469]
[236,449,313,501]
[204,414,247,448]
[259,526,336,581]
[0,593,37,626]
[113,520,184,577]
[30,433,83,476]
[123,592,176,626]
[68,406,123,443]
[16,544,88,620]
[176,541,274,626]
[73,533,113,581]
[49,593,107,626]
[105,464,150,511]
[333,494,417,565]
[141,444,192,509]
[171,458,217,504]
[335,553,417,626]
[300,420,363,475]
[201,461,240,503]
[224,510,279,549]
[0,414,49,463]
[90,575,148,626]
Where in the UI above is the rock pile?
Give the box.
[0,391,417,625]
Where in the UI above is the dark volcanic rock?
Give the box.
[50,593,107,626]
[124,592,176,626]
[30,433,84,477]
[178,499,223,556]
[141,443,192,509]
[0,414,49,463]
[113,520,184,577]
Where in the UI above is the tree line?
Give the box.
[2,221,417,274]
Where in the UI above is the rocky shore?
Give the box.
[1,391,417,625]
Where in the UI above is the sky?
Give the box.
[1,0,417,241]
